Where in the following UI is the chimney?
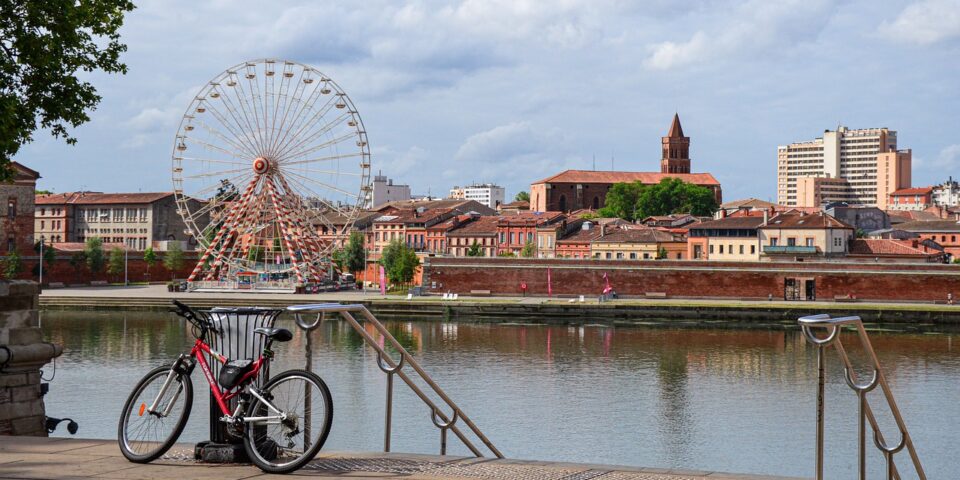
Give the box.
[600,223,606,237]
[720,209,728,218]
[763,209,769,226]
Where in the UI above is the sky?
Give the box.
[15,0,960,203]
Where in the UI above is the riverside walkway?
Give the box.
[0,437,802,480]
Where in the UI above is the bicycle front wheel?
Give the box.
[118,365,193,463]
[244,369,333,473]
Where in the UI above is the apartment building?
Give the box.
[888,187,934,211]
[371,173,411,208]
[591,226,687,260]
[35,192,205,251]
[449,183,505,209]
[777,126,911,208]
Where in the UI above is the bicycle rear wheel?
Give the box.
[118,365,193,462]
[243,369,333,473]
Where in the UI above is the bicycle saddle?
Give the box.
[254,327,293,342]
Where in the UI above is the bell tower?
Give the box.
[661,113,691,174]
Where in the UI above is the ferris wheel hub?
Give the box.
[252,157,272,175]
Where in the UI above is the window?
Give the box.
[709,244,714,254]
[510,233,515,244]
[6,198,15,219]
[40,208,45,216]
[643,253,650,259]
[616,252,623,259]
[806,238,815,247]
[750,245,756,254]
[629,252,637,259]
[499,232,505,243]
[527,232,533,243]
[787,237,796,247]
[6,236,14,252]
[739,245,744,254]
[605,252,611,259]
[719,245,724,254]
[40,220,45,229]
[770,237,779,246]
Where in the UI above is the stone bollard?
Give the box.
[0,280,62,436]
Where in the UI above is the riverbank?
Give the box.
[38,285,960,328]
[0,436,803,479]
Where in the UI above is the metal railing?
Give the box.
[288,303,503,458]
[799,314,926,480]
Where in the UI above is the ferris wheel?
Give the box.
[172,59,371,286]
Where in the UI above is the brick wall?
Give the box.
[10,253,200,285]
[0,280,62,436]
[424,258,960,302]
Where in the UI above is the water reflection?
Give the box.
[39,311,960,479]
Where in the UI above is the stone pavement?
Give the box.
[0,437,805,480]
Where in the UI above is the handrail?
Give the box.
[287,303,503,459]
[798,314,926,480]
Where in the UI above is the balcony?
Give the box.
[763,245,818,255]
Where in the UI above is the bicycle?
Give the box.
[117,300,333,473]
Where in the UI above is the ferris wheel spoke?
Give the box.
[274,110,352,160]
[183,136,252,160]
[286,166,363,177]
[210,86,264,155]
[267,66,305,156]
[243,64,269,155]
[225,71,269,155]
[192,117,259,159]
[272,94,339,159]
[177,156,247,167]
[267,80,325,158]
[281,151,364,167]
[280,173,349,218]
[191,171,253,197]
[202,100,263,157]
[182,166,251,180]
[281,130,357,161]
[282,170,359,202]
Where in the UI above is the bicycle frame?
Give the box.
[147,337,286,425]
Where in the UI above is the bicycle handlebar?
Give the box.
[171,300,218,336]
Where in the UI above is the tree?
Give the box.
[32,239,55,276]
[597,182,644,220]
[69,251,86,275]
[163,241,185,279]
[520,241,536,258]
[343,231,366,274]
[599,178,718,220]
[514,191,530,202]
[2,251,21,279]
[84,237,104,274]
[657,247,668,259]
[466,240,482,257]
[143,246,157,279]
[0,0,136,181]
[107,247,124,280]
[379,239,419,290]
[497,251,516,257]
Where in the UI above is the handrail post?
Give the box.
[800,317,838,480]
[844,367,879,480]
[432,407,458,455]
[376,351,404,452]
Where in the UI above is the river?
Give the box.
[40,310,957,479]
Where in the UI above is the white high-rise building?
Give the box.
[777,126,911,208]
[448,183,505,209]
[371,172,411,208]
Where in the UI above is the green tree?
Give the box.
[84,237,104,273]
[0,0,136,181]
[33,238,55,271]
[635,178,718,218]
[107,247,124,279]
[597,182,644,220]
[520,241,536,258]
[657,247,668,259]
[2,251,22,279]
[379,239,419,290]
[466,240,483,257]
[143,246,157,279]
[163,241,185,279]
[497,251,516,257]
[69,251,86,275]
[344,231,366,273]
[514,191,530,202]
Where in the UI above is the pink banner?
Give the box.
[379,265,386,295]
[547,267,552,297]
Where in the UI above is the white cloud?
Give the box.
[879,0,960,45]
[644,0,834,70]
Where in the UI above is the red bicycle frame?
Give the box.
[190,338,266,416]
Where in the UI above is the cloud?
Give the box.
[644,0,835,70]
[879,0,960,45]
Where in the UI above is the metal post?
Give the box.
[815,345,825,480]
[124,246,128,286]
[844,367,879,480]
[377,351,404,452]
[38,236,43,285]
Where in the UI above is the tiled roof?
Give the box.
[760,212,852,229]
[692,216,766,230]
[558,226,603,244]
[12,162,40,180]
[447,216,500,236]
[897,220,960,232]
[720,198,778,209]
[848,239,939,257]
[592,226,678,244]
[35,192,173,205]
[532,169,720,186]
[497,211,565,226]
[890,187,934,196]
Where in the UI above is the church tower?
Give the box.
[661,113,691,174]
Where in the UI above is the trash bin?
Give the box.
[195,306,284,461]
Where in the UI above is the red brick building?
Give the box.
[529,115,721,212]
[2,162,40,254]
[447,216,499,257]
[496,211,565,256]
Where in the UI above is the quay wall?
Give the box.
[423,258,960,303]
[9,253,199,285]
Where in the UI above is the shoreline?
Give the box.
[38,285,960,330]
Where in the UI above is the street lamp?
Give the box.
[38,235,44,286]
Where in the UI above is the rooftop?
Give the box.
[447,215,500,236]
[890,187,934,196]
[760,212,852,230]
[848,239,941,258]
[897,220,960,233]
[532,170,720,186]
[36,192,174,205]
[692,216,766,230]
[592,226,679,244]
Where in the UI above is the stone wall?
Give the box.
[424,257,960,302]
[0,280,61,436]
